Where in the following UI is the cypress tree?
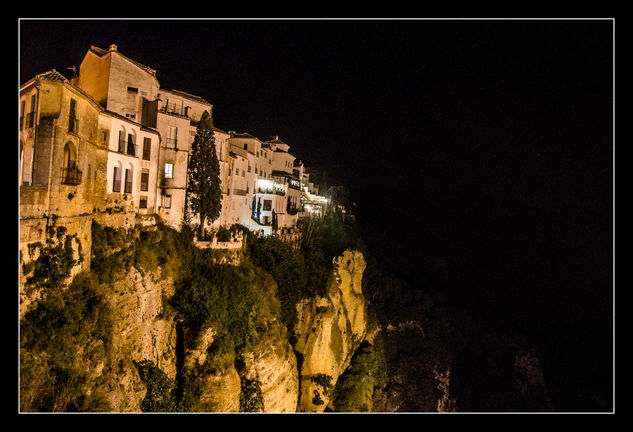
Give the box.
[187,110,222,238]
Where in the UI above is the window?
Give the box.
[142,137,151,160]
[139,196,147,209]
[127,133,136,156]
[112,166,121,192]
[27,95,36,128]
[20,100,25,131]
[263,199,272,211]
[163,194,172,209]
[140,170,149,192]
[61,142,81,185]
[68,99,78,133]
[166,126,177,148]
[127,86,138,93]
[124,168,133,194]
[118,130,126,153]
[164,163,174,179]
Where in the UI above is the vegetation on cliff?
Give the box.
[20,211,366,412]
[20,270,114,411]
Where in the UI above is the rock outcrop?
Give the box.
[294,249,368,412]
[237,320,299,412]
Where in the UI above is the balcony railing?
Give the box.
[159,104,187,118]
[61,167,82,186]
[164,138,178,149]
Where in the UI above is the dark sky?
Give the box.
[19,18,614,410]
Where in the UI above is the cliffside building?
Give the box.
[19,70,109,271]
[76,44,229,229]
[22,43,332,248]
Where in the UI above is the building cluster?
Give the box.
[19,44,331,264]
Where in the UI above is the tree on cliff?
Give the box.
[187,110,222,238]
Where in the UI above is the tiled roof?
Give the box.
[264,138,288,146]
[21,69,102,111]
[168,89,212,106]
[36,69,69,82]
[90,45,157,77]
[230,132,260,140]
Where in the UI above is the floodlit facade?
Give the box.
[99,110,161,215]
[265,137,302,230]
[19,69,109,284]
[21,44,334,247]
[77,44,220,228]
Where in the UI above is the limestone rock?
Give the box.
[238,321,299,412]
[294,249,368,412]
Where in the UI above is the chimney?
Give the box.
[109,44,118,52]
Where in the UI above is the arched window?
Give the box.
[118,126,127,153]
[127,129,137,156]
[112,161,122,192]
[62,142,81,185]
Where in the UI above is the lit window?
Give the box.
[164,163,174,178]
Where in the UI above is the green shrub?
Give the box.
[22,233,80,296]
[134,360,180,412]
[204,333,236,375]
[239,378,264,412]
[247,236,309,335]
[170,261,270,353]
[310,373,334,398]
[20,271,113,412]
[332,341,380,412]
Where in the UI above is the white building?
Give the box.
[100,110,161,214]
[77,44,227,229]
[154,88,215,228]
[264,136,301,231]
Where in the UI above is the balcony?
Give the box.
[61,167,82,186]
[158,104,188,119]
[164,137,178,149]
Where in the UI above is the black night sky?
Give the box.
[19,18,614,412]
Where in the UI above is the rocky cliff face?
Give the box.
[20,214,374,413]
[100,267,178,411]
[294,250,368,412]
[93,249,367,412]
